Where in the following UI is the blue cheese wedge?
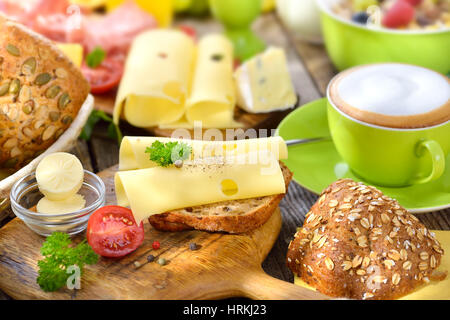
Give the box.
[234,47,297,113]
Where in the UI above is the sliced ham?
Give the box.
[80,1,157,55]
[1,0,157,93]
[1,0,156,56]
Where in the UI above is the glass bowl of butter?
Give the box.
[10,170,105,237]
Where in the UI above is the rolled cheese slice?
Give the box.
[36,152,84,201]
[115,152,286,223]
[184,34,241,128]
[118,136,288,171]
[113,29,195,127]
[36,194,86,214]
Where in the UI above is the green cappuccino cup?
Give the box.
[327,64,450,187]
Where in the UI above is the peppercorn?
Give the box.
[134,261,141,268]
[189,242,198,251]
[152,241,160,250]
[147,254,155,262]
[157,258,166,266]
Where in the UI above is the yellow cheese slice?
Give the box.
[118,136,288,171]
[115,152,286,223]
[294,230,450,300]
[234,47,297,113]
[56,43,83,68]
[184,34,241,128]
[113,29,195,127]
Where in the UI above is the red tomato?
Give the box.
[178,25,197,40]
[402,0,422,6]
[382,0,415,28]
[233,58,241,70]
[81,57,124,94]
[87,205,144,258]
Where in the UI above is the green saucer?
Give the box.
[277,98,450,213]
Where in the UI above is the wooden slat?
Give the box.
[254,14,322,105]
[89,122,120,172]
[71,140,94,172]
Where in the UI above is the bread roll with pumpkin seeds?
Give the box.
[287,179,445,300]
[0,14,89,170]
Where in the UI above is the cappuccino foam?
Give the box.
[330,64,450,128]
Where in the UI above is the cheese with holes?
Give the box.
[234,47,297,113]
[184,34,241,128]
[115,152,286,223]
[118,136,288,171]
[113,30,195,127]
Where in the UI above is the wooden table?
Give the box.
[0,13,449,300]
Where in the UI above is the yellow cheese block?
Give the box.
[262,0,276,12]
[56,43,83,68]
[118,136,288,171]
[294,230,450,300]
[115,153,286,223]
[70,0,106,9]
[184,34,241,129]
[234,47,297,113]
[114,29,195,127]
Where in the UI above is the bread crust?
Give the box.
[149,162,293,234]
[287,179,445,300]
[0,14,89,170]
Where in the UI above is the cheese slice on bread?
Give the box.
[115,136,292,233]
[119,136,288,171]
[149,162,292,233]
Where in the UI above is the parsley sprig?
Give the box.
[86,46,106,68]
[145,140,192,167]
[80,110,122,144]
[37,232,98,292]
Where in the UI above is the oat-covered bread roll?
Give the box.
[287,179,445,300]
[0,14,89,170]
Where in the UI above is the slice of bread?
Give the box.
[149,162,292,234]
[0,14,90,170]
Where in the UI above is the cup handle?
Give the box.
[410,139,445,185]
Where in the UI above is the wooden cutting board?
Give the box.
[0,165,326,300]
[94,92,297,138]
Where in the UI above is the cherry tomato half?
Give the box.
[81,57,124,94]
[87,205,144,258]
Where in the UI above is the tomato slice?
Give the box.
[81,57,124,94]
[87,205,144,258]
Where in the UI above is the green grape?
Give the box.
[174,0,192,12]
[352,0,378,11]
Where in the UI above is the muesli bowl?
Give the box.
[316,0,450,74]
[9,169,105,236]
